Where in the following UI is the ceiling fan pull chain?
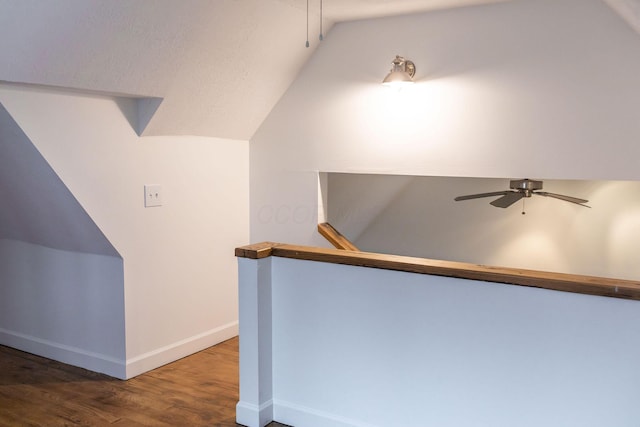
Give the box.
[522,198,526,215]
[306,0,310,47]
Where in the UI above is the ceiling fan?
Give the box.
[454,179,590,211]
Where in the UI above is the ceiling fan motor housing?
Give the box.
[510,179,542,197]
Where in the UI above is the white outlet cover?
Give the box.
[144,184,163,207]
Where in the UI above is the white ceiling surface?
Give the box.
[0,0,639,140]
[275,0,506,21]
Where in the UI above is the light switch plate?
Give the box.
[144,185,163,207]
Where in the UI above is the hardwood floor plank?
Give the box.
[0,338,289,427]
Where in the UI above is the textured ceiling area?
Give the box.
[0,0,639,140]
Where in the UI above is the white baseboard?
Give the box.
[125,321,238,379]
[0,322,238,380]
[236,400,274,427]
[273,400,379,427]
[0,327,127,379]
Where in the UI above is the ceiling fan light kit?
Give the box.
[454,178,590,212]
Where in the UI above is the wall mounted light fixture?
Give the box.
[382,55,416,87]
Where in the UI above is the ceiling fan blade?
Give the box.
[454,191,509,201]
[490,191,524,208]
[536,192,590,207]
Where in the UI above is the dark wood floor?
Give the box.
[0,338,288,426]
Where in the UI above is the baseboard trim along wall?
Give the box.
[236,400,274,427]
[125,321,239,379]
[0,327,126,379]
[1,322,239,380]
[273,400,378,427]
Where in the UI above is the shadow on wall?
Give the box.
[325,173,640,280]
[0,102,120,257]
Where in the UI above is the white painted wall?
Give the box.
[0,84,249,378]
[250,0,640,266]
[0,239,125,375]
[238,255,640,427]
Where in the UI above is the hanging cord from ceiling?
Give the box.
[319,0,324,41]
[306,0,324,48]
[306,0,310,47]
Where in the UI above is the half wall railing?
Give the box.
[235,224,640,427]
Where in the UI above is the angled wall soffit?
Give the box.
[0,80,163,137]
[0,101,121,257]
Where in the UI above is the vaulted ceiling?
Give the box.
[0,0,638,140]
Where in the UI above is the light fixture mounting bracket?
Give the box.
[404,59,416,78]
[392,55,415,78]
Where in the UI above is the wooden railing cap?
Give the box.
[234,242,279,259]
[317,222,359,251]
[235,242,640,302]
